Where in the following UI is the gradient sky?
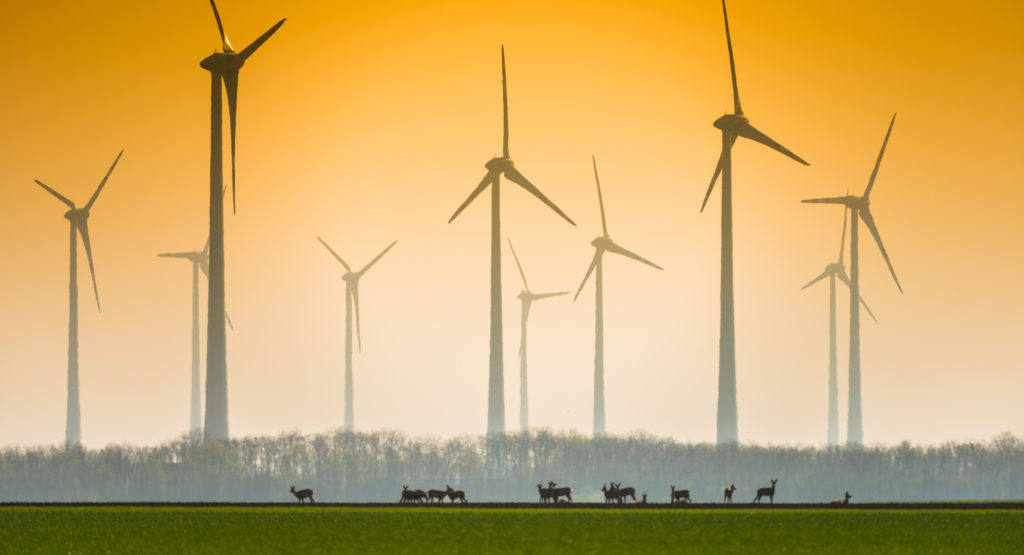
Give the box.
[1,0,1022,448]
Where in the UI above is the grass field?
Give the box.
[1,506,1022,553]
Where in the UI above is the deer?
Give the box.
[831,491,852,505]
[289,485,314,504]
[446,485,467,503]
[613,482,637,503]
[632,492,648,504]
[548,481,572,503]
[400,485,427,503]
[601,483,621,504]
[753,479,778,504]
[427,488,447,503]
[670,485,691,504]
[723,484,737,503]
[537,483,555,503]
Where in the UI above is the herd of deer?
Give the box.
[400,485,468,503]
[287,479,853,505]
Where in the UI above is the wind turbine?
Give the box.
[317,237,397,433]
[507,239,568,433]
[33,150,124,448]
[699,0,808,444]
[803,114,901,446]
[198,0,285,441]
[801,208,877,446]
[448,46,576,436]
[158,238,234,441]
[574,156,662,437]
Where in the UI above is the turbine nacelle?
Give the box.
[591,236,614,250]
[63,208,89,222]
[342,272,358,283]
[825,262,844,274]
[200,51,245,74]
[485,156,513,173]
[713,113,749,132]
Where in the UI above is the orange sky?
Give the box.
[1,0,1022,447]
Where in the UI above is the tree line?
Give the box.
[1,430,1021,503]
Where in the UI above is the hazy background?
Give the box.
[1,0,1021,448]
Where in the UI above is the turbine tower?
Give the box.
[574,156,662,437]
[32,150,124,448]
[158,239,234,441]
[803,114,901,446]
[699,0,808,444]
[198,0,285,441]
[801,208,876,446]
[507,239,568,433]
[448,46,576,436]
[317,237,397,433]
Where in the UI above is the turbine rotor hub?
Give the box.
[200,51,243,74]
[485,156,512,173]
[64,209,88,221]
[713,113,749,132]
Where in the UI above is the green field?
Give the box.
[1,506,1022,553]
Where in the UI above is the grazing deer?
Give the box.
[537,483,555,503]
[753,479,778,504]
[601,483,621,504]
[670,485,691,504]
[427,488,447,503]
[831,491,852,505]
[632,492,648,504]
[289,485,314,504]
[723,484,736,503]
[446,485,467,503]
[400,485,427,503]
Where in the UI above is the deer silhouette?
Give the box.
[446,485,467,503]
[753,479,777,504]
[831,491,852,505]
[427,488,447,503]
[613,482,636,503]
[632,492,648,504]
[601,483,620,503]
[289,485,314,503]
[670,485,691,504]
[723,484,736,503]
[537,483,555,503]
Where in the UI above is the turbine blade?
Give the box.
[736,121,808,165]
[77,221,100,311]
[208,0,233,52]
[203,237,210,257]
[507,238,530,290]
[860,207,902,293]
[501,45,509,159]
[448,172,495,223]
[605,240,663,270]
[700,135,738,213]
[239,18,287,62]
[801,196,851,205]
[533,291,569,300]
[357,240,397,276]
[838,206,848,265]
[223,72,239,214]
[33,180,76,209]
[573,250,601,302]
[592,155,609,236]
[504,166,576,226]
[864,113,896,199]
[721,0,742,114]
[800,269,830,290]
[225,310,235,331]
[199,257,210,278]
[157,252,194,259]
[837,269,879,323]
[316,236,352,272]
[85,150,124,210]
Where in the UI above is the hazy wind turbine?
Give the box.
[801,208,877,446]
[574,156,662,437]
[699,0,808,444]
[33,150,124,448]
[803,114,901,446]
[507,239,568,433]
[199,0,285,441]
[158,239,234,440]
[448,46,576,436]
[317,237,397,432]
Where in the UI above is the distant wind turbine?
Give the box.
[158,238,234,441]
[801,207,876,447]
[803,114,901,446]
[448,46,576,436]
[699,0,808,444]
[317,237,397,433]
[574,156,662,437]
[507,239,568,433]
[33,150,124,448]
[199,0,285,441]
